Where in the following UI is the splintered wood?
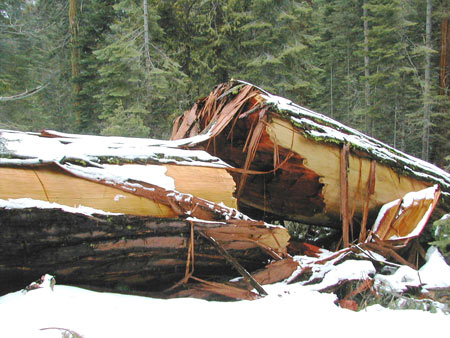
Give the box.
[171,81,446,230]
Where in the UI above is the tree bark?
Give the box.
[422,0,432,161]
[143,0,152,72]
[363,0,371,135]
[0,207,275,295]
[69,0,81,129]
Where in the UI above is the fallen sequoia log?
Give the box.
[0,200,289,296]
[0,129,290,297]
[171,81,450,237]
[0,129,237,214]
[1,81,449,299]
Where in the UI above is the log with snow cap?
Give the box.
[171,81,450,235]
[0,128,290,297]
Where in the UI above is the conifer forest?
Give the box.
[1,0,449,169]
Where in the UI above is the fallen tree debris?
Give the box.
[1,80,449,305]
[0,202,288,296]
[171,81,450,235]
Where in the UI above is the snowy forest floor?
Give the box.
[1,247,449,338]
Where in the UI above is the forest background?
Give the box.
[1,0,449,168]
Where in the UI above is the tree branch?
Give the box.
[0,83,49,102]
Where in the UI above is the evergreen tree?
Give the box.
[313,0,365,127]
[0,0,74,131]
[94,0,187,138]
[233,0,321,105]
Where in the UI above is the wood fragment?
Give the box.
[189,276,260,300]
[359,160,376,242]
[340,143,350,248]
[199,231,268,296]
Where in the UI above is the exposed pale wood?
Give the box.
[381,190,440,241]
[165,165,236,208]
[371,200,402,241]
[0,166,175,217]
[0,163,237,217]
[266,117,430,224]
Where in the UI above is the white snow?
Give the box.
[114,194,126,202]
[375,246,450,293]
[0,198,121,216]
[0,129,229,168]
[102,164,175,190]
[1,249,449,338]
[305,260,376,291]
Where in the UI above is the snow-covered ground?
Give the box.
[1,248,449,338]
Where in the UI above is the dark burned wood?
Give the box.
[0,207,276,295]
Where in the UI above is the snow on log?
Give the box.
[0,129,290,296]
[0,129,237,214]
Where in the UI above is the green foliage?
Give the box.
[0,0,448,168]
[100,101,151,137]
[94,0,187,138]
[430,215,450,257]
[0,0,73,131]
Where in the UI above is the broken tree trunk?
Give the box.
[171,81,450,231]
[0,129,291,297]
[0,129,237,216]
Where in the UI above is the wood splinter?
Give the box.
[340,143,350,248]
[199,231,268,297]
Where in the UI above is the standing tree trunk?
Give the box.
[143,0,152,73]
[363,1,371,135]
[440,10,449,97]
[422,0,432,162]
[69,0,81,129]
[330,60,334,118]
[431,5,450,167]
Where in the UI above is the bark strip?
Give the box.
[340,143,350,248]
[359,160,376,242]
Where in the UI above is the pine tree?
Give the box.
[0,0,74,132]
[94,0,187,138]
[313,0,365,127]
[234,0,321,105]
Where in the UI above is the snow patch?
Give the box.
[374,246,450,292]
[114,194,126,202]
[0,198,121,216]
